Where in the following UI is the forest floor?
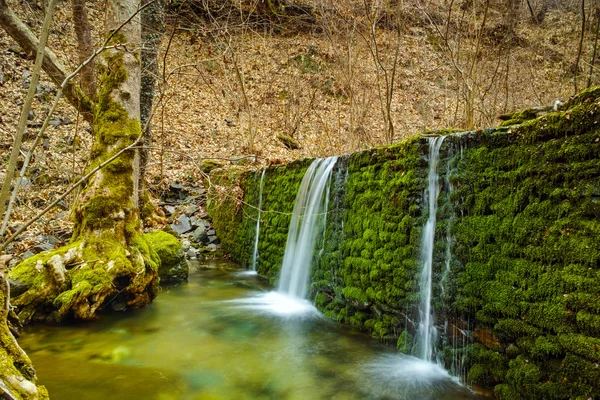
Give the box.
[0,0,593,261]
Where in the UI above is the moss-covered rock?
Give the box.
[144,231,187,284]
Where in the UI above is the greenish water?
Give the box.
[19,261,483,400]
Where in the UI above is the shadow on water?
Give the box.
[19,260,484,400]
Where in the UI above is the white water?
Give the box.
[417,137,445,362]
[250,169,266,272]
[278,157,338,299]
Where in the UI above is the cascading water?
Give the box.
[278,156,338,299]
[250,169,266,271]
[416,136,445,362]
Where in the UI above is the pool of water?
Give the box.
[19,261,483,400]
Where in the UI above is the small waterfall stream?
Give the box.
[278,157,338,299]
[416,136,445,362]
[250,169,266,271]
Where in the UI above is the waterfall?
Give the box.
[416,136,445,362]
[278,157,338,299]
[250,169,266,271]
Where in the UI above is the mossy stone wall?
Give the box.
[208,88,600,398]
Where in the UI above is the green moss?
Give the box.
[498,108,538,127]
[209,87,600,397]
[144,230,187,283]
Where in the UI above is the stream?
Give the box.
[19,261,483,399]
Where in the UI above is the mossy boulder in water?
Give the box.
[144,231,188,284]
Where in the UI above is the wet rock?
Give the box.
[170,214,192,235]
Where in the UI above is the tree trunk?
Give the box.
[0,258,49,400]
[8,0,161,323]
[139,0,166,225]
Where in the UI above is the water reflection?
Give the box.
[19,260,483,400]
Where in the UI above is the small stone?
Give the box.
[49,118,61,126]
[207,243,217,250]
[184,204,198,216]
[164,205,176,216]
[192,226,208,243]
[61,117,73,125]
[186,248,199,259]
[170,182,185,191]
[170,214,192,235]
[22,251,35,260]
[9,279,29,297]
[203,221,211,228]
[0,74,6,84]
[206,229,216,236]
[32,242,54,253]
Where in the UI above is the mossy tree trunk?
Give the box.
[8,0,161,323]
[0,262,48,399]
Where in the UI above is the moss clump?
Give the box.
[277,133,300,150]
[144,231,188,284]
[498,108,538,126]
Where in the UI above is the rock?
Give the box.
[27,109,35,120]
[203,221,211,228]
[192,226,208,243]
[9,279,29,298]
[183,204,198,216]
[22,251,35,260]
[170,182,185,191]
[189,215,202,228]
[170,214,192,235]
[277,133,300,150]
[145,231,188,284]
[208,236,220,245]
[181,239,191,252]
[0,73,7,84]
[186,248,199,259]
[206,229,216,236]
[207,243,217,250]
[48,118,61,127]
[32,242,54,253]
[164,205,176,216]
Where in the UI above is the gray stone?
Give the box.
[206,229,216,236]
[170,182,185,191]
[170,214,192,234]
[184,204,198,216]
[207,243,217,250]
[203,221,211,228]
[27,109,35,120]
[164,205,176,216]
[9,279,29,298]
[181,239,191,252]
[32,242,53,253]
[186,248,199,259]
[189,215,202,227]
[22,251,35,260]
[49,118,61,126]
[208,236,220,245]
[192,225,208,243]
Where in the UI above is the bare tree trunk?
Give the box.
[0,0,57,231]
[72,0,97,100]
[139,0,164,209]
[575,0,586,94]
